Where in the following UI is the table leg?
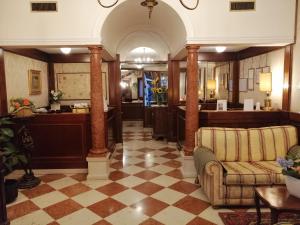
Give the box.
[270,209,279,225]
[254,191,261,225]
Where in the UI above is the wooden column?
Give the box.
[0,49,8,116]
[232,60,240,104]
[184,45,200,156]
[282,45,293,111]
[167,56,180,142]
[88,46,107,156]
[0,156,9,225]
[48,62,55,91]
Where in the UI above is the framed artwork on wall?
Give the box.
[248,69,255,91]
[28,69,42,95]
[255,68,262,84]
[239,78,248,92]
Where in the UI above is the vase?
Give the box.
[50,102,61,111]
[285,175,300,198]
[5,179,18,204]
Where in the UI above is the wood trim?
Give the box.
[48,53,90,63]
[48,62,55,91]
[198,52,237,61]
[237,47,282,60]
[114,54,122,143]
[0,49,8,116]
[232,60,240,104]
[282,45,293,111]
[3,48,49,62]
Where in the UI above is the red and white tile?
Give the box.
[7,121,238,225]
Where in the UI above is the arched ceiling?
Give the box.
[101,0,187,60]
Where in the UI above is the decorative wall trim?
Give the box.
[2,48,49,62]
[237,46,283,60]
[282,45,293,111]
[0,49,8,116]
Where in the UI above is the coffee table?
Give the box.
[254,186,300,225]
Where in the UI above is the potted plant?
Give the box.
[277,154,300,198]
[0,117,28,204]
[49,90,63,111]
[10,98,35,117]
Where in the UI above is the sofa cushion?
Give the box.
[196,128,249,161]
[248,126,298,161]
[222,162,273,185]
[250,161,284,184]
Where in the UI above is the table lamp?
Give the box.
[259,72,272,111]
[207,79,216,99]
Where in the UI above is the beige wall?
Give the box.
[53,62,109,105]
[291,2,300,112]
[4,51,49,111]
[239,49,285,110]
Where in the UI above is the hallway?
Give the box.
[7,121,229,225]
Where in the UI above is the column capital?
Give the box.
[88,46,103,54]
[186,44,200,51]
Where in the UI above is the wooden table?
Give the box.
[254,186,300,225]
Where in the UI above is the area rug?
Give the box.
[219,212,300,225]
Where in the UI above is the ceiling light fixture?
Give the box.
[216,46,226,53]
[97,0,199,19]
[60,47,71,54]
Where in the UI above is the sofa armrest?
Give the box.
[205,160,224,177]
[288,145,300,160]
[193,147,217,178]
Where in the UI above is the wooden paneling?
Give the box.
[144,107,153,128]
[232,60,240,104]
[48,62,55,91]
[49,53,90,63]
[18,110,117,169]
[122,102,143,120]
[198,52,237,62]
[237,47,282,60]
[0,49,8,116]
[3,48,49,62]
[152,106,168,139]
[282,45,293,111]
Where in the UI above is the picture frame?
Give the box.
[217,100,227,111]
[255,68,262,84]
[239,78,248,92]
[28,69,42,95]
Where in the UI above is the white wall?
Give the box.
[239,49,285,110]
[4,51,49,110]
[291,2,300,112]
[0,0,296,57]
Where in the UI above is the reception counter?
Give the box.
[23,108,117,169]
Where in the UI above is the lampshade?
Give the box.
[259,72,272,92]
[207,79,216,90]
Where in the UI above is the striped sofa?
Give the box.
[194,125,298,206]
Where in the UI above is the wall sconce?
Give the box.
[207,79,216,99]
[259,72,272,111]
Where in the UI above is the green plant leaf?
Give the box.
[0,127,14,138]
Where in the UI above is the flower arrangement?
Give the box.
[277,156,300,179]
[49,90,63,103]
[10,98,35,113]
[151,77,167,105]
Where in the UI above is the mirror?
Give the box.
[179,61,232,102]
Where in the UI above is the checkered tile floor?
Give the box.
[7,121,254,225]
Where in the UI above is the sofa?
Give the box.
[193,125,299,207]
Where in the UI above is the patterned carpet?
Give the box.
[6,121,262,225]
[219,212,300,225]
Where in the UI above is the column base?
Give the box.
[180,151,197,178]
[86,152,110,180]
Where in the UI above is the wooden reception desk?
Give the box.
[25,108,117,169]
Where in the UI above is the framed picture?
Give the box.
[28,69,42,95]
[263,66,270,73]
[255,68,262,84]
[217,100,227,111]
[239,78,248,92]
